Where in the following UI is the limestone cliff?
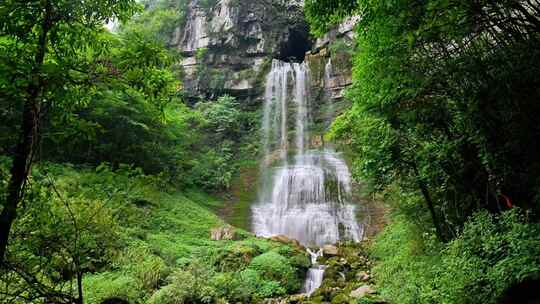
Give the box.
[307,16,359,102]
[172,0,357,105]
[172,0,310,103]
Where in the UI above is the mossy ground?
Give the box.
[78,166,309,303]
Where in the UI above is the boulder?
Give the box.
[210,225,237,240]
[323,244,339,256]
[356,271,370,281]
[270,234,302,248]
[350,285,375,298]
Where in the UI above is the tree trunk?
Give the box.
[76,271,83,304]
[0,100,39,264]
[0,1,51,264]
[412,163,447,242]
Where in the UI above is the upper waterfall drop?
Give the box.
[252,59,362,247]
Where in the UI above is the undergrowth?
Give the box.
[0,157,309,304]
[371,209,540,304]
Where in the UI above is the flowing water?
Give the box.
[252,59,363,295]
[303,248,326,295]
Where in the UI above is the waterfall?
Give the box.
[252,59,362,295]
[303,248,326,295]
[324,58,333,88]
[324,58,336,129]
[303,266,326,295]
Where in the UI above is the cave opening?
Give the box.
[277,27,313,62]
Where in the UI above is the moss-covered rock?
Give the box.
[210,241,262,272]
[249,251,303,292]
[304,242,386,304]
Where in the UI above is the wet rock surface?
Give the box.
[322,244,339,256]
[270,234,304,249]
[265,242,387,304]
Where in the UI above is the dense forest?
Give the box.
[1,0,539,303]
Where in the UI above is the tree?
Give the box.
[0,0,139,264]
[314,0,540,239]
[0,165,123,304]
[39,16,195,177]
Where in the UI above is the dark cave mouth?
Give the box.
[276,29,313,62]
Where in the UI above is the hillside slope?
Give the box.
[0,158,311,303]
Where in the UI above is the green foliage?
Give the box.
[439,210,540,303]
[118,243,170,292]
[1,0,260,193]
[210,241,262,272]
[148,261,217,304]
[0,0,249,192]
[248,251,302,293]
[0,160,310,303]
[39,18,193,176]
[320,0,540,239]
[304,0,357,36]
[132,0,189,42]
[372,209,540,304]
[187,95,261,191]
[84,272,145,304]
[0,0,140,153]
[0,162,125,302]
[211,267,287,301]
[307,0,540,302]
[197,95,242,142]
[370,215,442,303]
[238,269,287,299]
[0,1,296,303]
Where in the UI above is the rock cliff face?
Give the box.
[172,0,311,103]
[307,16,358,102]
[172,0,357,105]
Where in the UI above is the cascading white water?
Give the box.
[324,58,333,88]
[253,59,362,295]
[324,58,334,121]
[303,248,326,295]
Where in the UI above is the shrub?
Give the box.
[149,261,216,304]
[237,269,286,299]
[248,251,302,292]
[210,242,262,272]
[84,272,145,304]
[372,209,540,304]
[437,209,540,303]
[118,243,170,292]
